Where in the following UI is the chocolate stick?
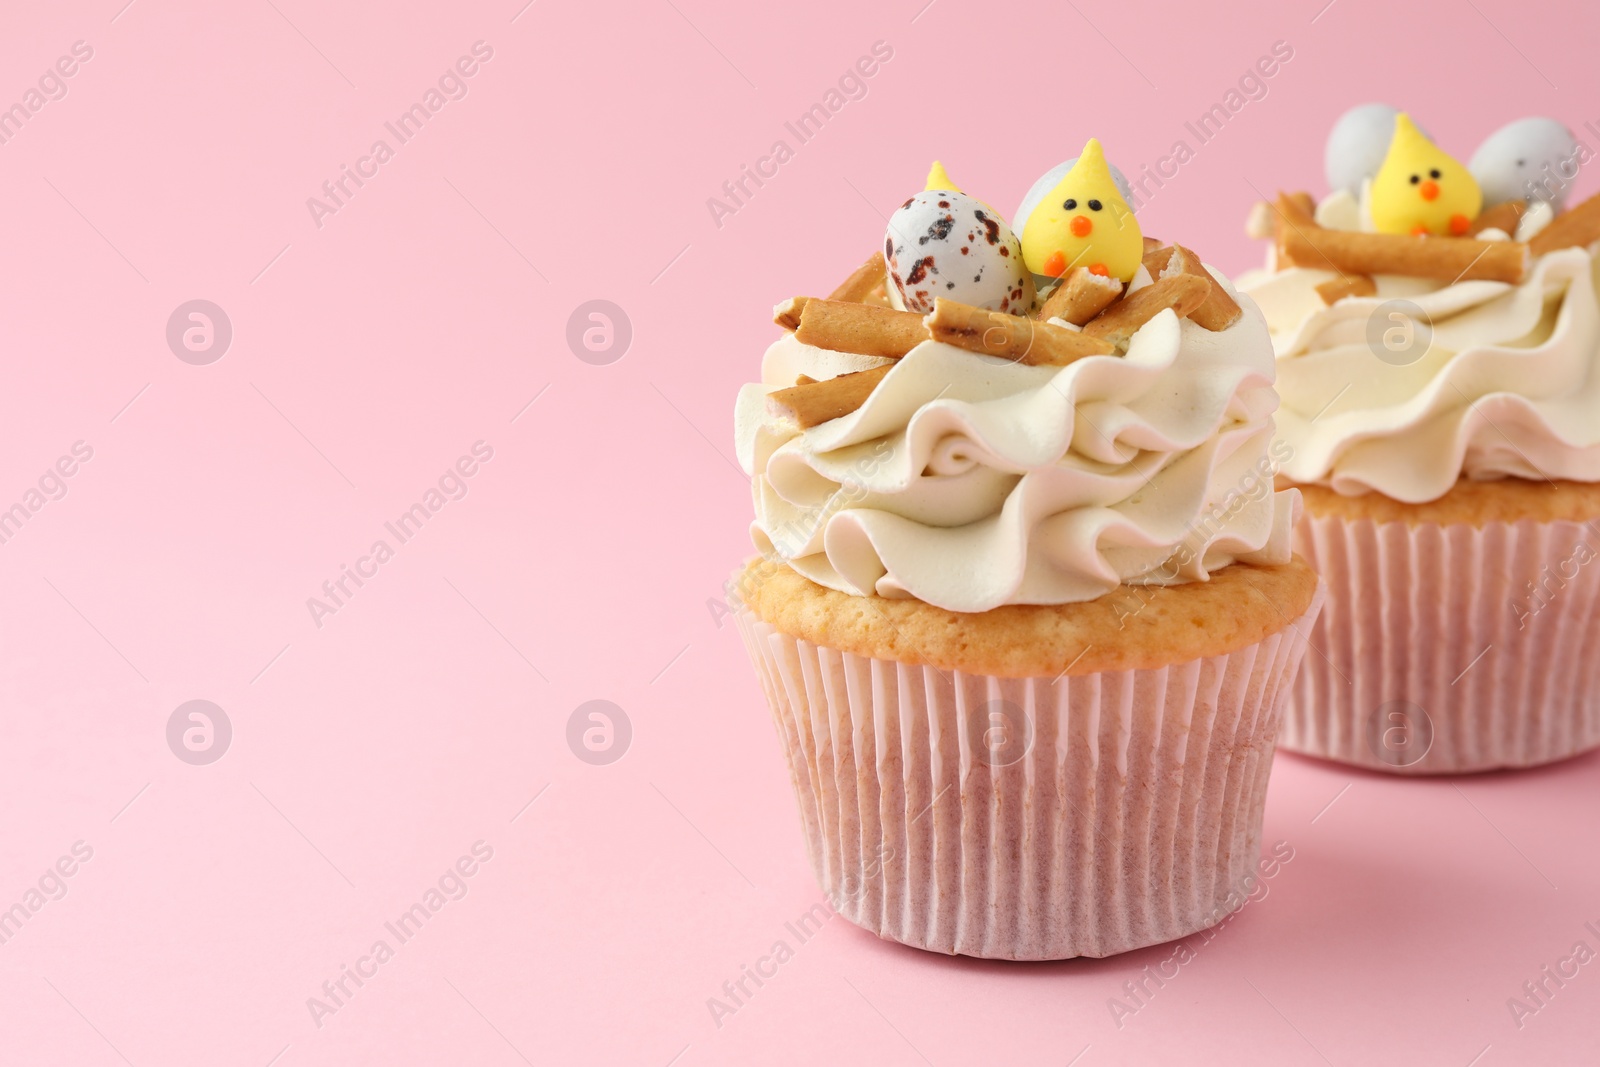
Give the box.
[1036,267,1123,325]
[1530,191,1600,257]
[793,298,929,358]
[828,252,889,302]
[925,299,1115,366]
[767,365,894,428]
[1142,244,1242,331]
[1275,195,1527,283]
[1082,274,1211,348]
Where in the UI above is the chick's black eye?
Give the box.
[1429,168,1441,179]
[1088,199,1103,211]
[1063,198,1077,210]
[1409,174,1420,184]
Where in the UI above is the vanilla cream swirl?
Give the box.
[734,271,1298,612]
[1240,209,1600,502]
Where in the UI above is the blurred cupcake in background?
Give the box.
[1239,105,1600,774]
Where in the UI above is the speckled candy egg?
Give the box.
[1471,117,1580,211]
[885,191,1035,315]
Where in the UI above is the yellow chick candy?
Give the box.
[925,160,961,192]
[1019,139,1142,282]
[1369,113,1482,236]
[922,160,1008,218]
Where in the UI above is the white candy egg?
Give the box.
[1470,117,1580,211]
[885,191,1035,315]
[1325,104,1432,197]
[1012,157,1134,236]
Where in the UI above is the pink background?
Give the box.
[3,0,1599,1063]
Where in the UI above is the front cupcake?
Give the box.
[730,146,1324,960]
[1239,106,1600,774]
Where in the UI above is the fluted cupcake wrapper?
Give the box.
[1287,513,1600,774]
[734,588,1323,961]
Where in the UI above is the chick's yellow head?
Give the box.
[1369,113,1482,236]
[924,160,960,193]
[1020,139,1142,282]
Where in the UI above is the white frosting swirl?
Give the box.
[734,272,1298,612]
[1239,221,1600,502]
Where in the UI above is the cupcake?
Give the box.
[1238,106,1600,774]
[730,145,1323,960]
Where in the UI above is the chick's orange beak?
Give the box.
[1070,215,1093,237]
[1419,179,1440,201]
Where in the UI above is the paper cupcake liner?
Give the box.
[1287,513,1600,773]
[734,588,1323,960]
